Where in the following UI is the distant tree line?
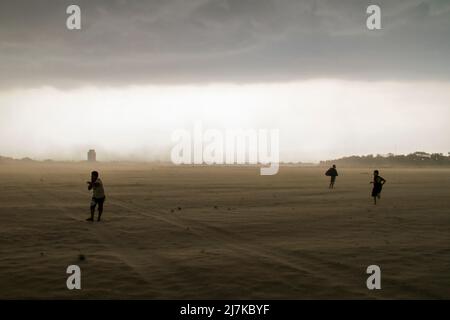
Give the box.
[320,152,450,167]
[0,156,34,163]
[3,151,450,167]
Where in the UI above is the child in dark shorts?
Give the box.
[371,170,386,205]
[325,165,338,189]
[86,171,106,222]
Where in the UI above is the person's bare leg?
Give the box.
[87,206,95,221]
[97,203,103,222]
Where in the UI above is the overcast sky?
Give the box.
[0,0,449,162]
[1,0,450,87]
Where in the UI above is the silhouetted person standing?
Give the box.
[371,170,386,205]
[325,165,338,189]
[86,171,106,222]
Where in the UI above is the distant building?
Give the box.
[87,149,96,162]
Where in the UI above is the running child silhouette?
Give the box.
[86,171,106,222]
[370,170,386,205]
[325,165,338,189]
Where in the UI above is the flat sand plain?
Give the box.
[0,163,449,299]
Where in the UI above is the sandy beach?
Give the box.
[0,163,449,299]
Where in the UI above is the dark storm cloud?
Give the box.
[0,0,449,88]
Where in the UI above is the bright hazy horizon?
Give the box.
[1,79,449,163]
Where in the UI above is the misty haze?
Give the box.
[1,0,449,302]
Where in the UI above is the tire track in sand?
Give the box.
[71,189,371,297]
[105,196,442,299]
[20,185,159,291]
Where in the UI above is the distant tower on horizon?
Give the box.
[87,149,97,162]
